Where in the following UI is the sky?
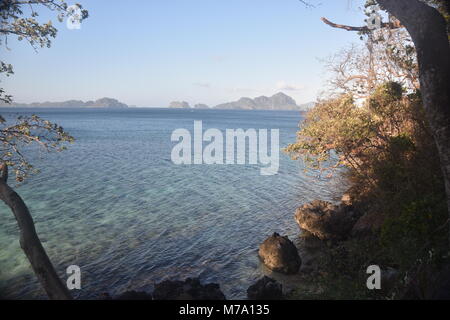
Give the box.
[1,0,369,107]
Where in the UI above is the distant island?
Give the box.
[168,102,210,109]
[215,92,299,110]
[0,97,128,109]
[168,101,190,109]
[3,94,312,111]
[169,92,314,111]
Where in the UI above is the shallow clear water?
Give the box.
[0,108,342,299]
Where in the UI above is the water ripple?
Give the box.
[0,108,343,299]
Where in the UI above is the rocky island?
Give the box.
[0,97,129,109]
[168,101,191,109]
[214,92,308,110]
[167,93,313,111]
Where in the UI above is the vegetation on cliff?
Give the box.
[286,0,449,299]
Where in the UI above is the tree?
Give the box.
[320,0,450,243]
[321,30,418,100]
[377,0,450,243]
[0,163,72,299]
[0,0,88,103]
[0,0,87,299]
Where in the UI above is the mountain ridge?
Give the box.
[0,97,128,108]
[214,92,306,110]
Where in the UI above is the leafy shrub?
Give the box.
[286,81,448,271]
[380,194,448,269]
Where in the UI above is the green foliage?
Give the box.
[288,238,392,300]
[0,62,14,104]
[0,1,88,49]
[289,1,449,298]
[286,82,441,196]
[284,94,374,173]
[287,81,448,292]
[370,81,403,105]
[0,114,74,182]
[0,0,88,103]
[380,194,448,269]
[0,1,88,180]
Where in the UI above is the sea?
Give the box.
[0,107,342,299]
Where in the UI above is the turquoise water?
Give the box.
[0,108,341,299]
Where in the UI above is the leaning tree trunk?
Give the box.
[377,0,450,241]
[0,164,71,300]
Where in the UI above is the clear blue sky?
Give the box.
[2,0,368,107]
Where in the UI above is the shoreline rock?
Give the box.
[153,277,226,300]
[294,200,359,241]
[258,233,301,274]
[351,210,386,237]
[247,276,283,300]
[111,277,226,300]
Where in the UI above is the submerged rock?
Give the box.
[153,277,226,300]
[258,233,301,274]
[294,200,358,240]
[247,276,283,300]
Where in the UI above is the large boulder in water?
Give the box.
[258,233,301,274]
[247,276,283,300]
[294,200,358,240]
[153,277,225,300]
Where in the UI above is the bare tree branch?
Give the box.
[321,17,402,32]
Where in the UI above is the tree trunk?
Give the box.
[377,0,450,241]
[0,164,71,300]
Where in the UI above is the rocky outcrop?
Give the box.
[258,233,301,274]
[168,101,190,109]
[351,210,386,237]
[152,277,225,300]
[270,92,297,109]
[247,276,283,300]
[294,200,359,241]
[214,92,300,110]
[86,97,128,108]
